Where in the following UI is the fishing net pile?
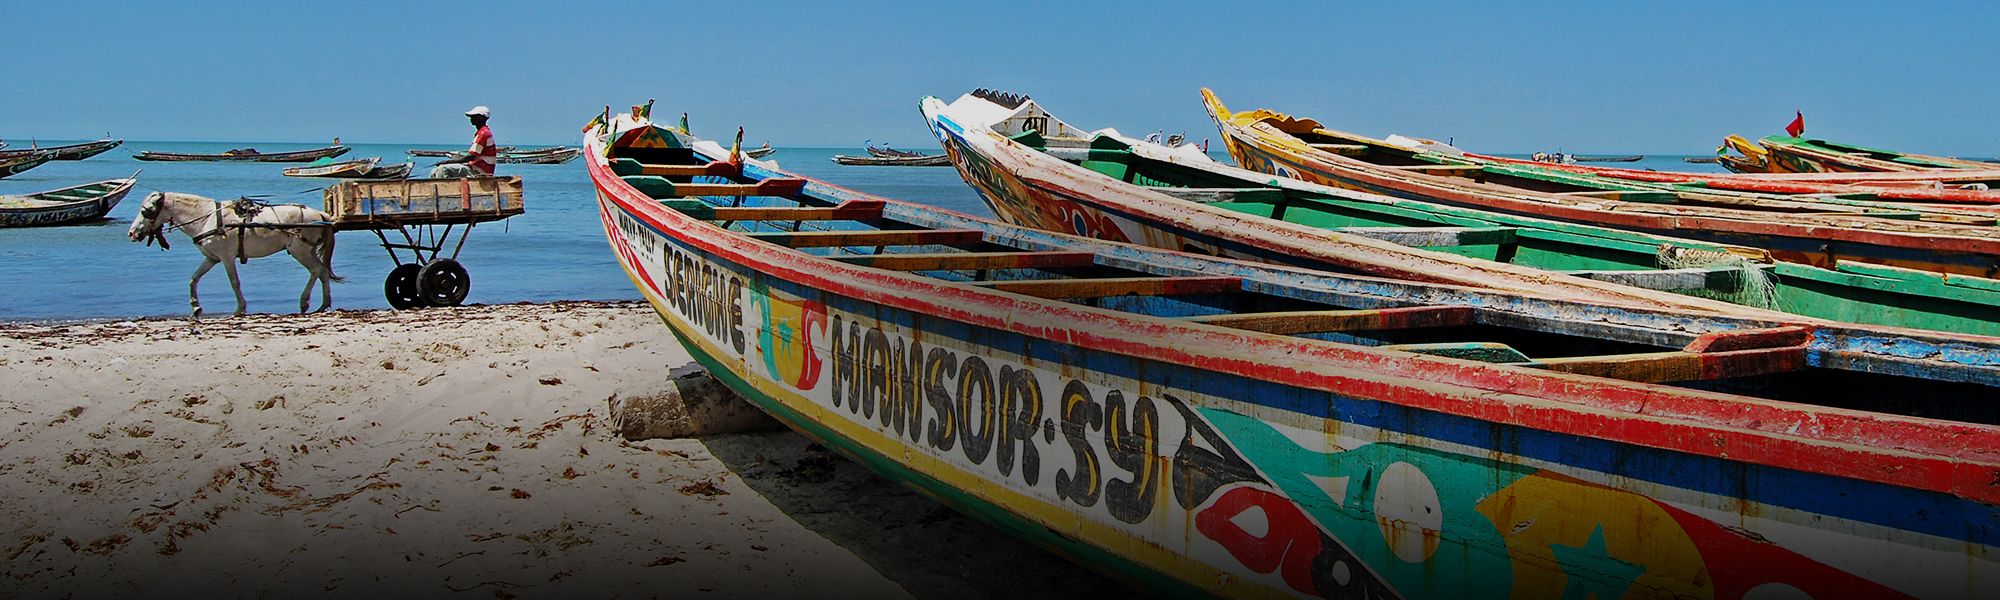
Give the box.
[1656,244,1780,309]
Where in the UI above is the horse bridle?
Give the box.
[138,195,225,249]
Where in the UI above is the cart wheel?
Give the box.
[418,259,471,307]
[385,264,424,309]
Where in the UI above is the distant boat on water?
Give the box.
[135,145,351,163]
[1575,154,1644,162]
[0,139,123,161]
[1684,156,1722,164]
[832,153,950,166]
[0,153,56,179]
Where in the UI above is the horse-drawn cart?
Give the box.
[323,176,524,308]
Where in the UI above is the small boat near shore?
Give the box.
[282,157,381,178]
[0,176,138,227]
[746,144,776,159]
[925,91,2000,336]
[0,139,123,161]
[407,146,516,158]
[587,108,2000,599]
[0,153,56,180]
[134,145,351,163]
[1200,89,2000,280]
[496,147,583,164]
[1684,156,1721,163]
[831,153,949,166]
[1575,154,1643,162]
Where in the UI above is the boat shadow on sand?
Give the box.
[700,433,1145,600]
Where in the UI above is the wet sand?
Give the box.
[0,301,1138,598]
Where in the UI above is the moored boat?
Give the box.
[1200,89,2000,280]
[0,153,56,180]
[1684,156,1720,164]
[587,108,2000,598]
[281,157,381,178]
[496,147,583,164]
[361,162,413,179]
[1475,153,2000,205]
[408,146,516,158]
[134,145,351,163]
[831,153,949,166]
[1745,135,1993,173]
[746,144,776,159]
[0,176,138,227]
[925,91,2000,336]
[0,139,123,161]
[1574,154,1643,162]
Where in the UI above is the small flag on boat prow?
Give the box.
[583,106,609,133]
[1785,110,1805,137]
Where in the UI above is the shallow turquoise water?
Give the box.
[0,141,1716,322]
[0,141,989,321]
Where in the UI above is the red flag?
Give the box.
[1784,110,1805,137]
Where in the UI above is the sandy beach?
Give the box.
[0,301,1136,598]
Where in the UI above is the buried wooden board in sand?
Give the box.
[0,301,1136,599]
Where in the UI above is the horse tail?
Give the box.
[319,224,345,283]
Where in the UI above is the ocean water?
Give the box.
[0,142,1717,322]
[0,141,989,321]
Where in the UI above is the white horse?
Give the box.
[127,191,343,317]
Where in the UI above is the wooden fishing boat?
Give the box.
[133,145,350,163]
[588,109,2000,598]
[1201,89,2000,280]
[281,157,381,178]
[0,139,123,161]
[925,91,2000,336]
[495,147,583,164]
[1684,156,1720,164]
[1475,153,2000,205]
[361,162,412,179]
[1574,154,1642,162]
[746,144,777,159]
[867,144,928,158]
[0,153,56,180]
[0,177,138,227]
[831,153,949,166]
[1746,135,1993,174]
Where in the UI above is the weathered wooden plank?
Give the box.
[1564,265,1752,292]
[1150,187,1287,204]
[1540,346,1807,383]
[973,276,1241,299]
[1308,143,1369,156]
[1335,226,1518,248]
[1682,325,1813,353]
[831,251,1097,271]
[1385,164,1487,175]
[707,203,884,222]
[747,229,984,248]
[1380,342,1534,364]
[1183,306,1473,334]
[638,161,741,178]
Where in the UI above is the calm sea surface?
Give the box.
[0,141,1716,322]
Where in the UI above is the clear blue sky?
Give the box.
[8,1,1998,154]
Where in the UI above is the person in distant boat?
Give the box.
[430,106,497,178]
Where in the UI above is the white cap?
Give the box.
[464,106,490,117]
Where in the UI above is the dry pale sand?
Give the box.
[0,301,1138,599]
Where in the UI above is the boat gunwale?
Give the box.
[586,120,2000,502]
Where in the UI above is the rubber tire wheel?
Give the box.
[417,259,471,307]
[384,264,424,309]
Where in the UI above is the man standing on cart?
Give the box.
[429,105,498,178]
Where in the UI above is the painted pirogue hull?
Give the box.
[1475,154,2000,205]
[1202,94,2000,279]
[0,153,55,179]
[0,178,136,227]
[281,158,379,178]
[588,115,1999,598]
[133,145,350,162]
[0,139,122,161]
[1756,136,1991,174]
[922,96,2000,336]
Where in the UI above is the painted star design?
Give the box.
[1550,524,1646,600]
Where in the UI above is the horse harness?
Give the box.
[144,196,327,263]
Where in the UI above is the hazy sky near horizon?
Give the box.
[9,1,1998,153]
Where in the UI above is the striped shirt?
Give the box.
[468,125,497,175]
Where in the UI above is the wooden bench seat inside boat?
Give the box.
[1307,143,1369,156]
[622,175,805,199]
[609,157,742,178]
